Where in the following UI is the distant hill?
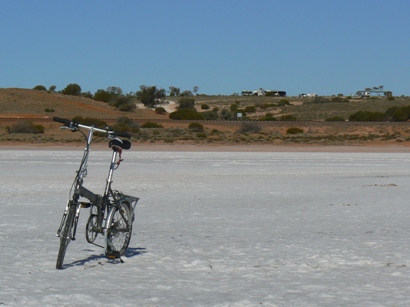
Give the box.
[3,87,410,147]
[0,88,160,120]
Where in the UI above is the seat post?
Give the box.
[104,148,119,195]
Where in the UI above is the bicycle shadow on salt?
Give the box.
[64,247,147,269]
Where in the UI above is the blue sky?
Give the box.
[1,0,409,96]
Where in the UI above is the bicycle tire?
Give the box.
[56,203,76,269]
[105,201,132,257]
[85,214,98,243]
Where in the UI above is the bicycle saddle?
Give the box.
[109,139,131,150]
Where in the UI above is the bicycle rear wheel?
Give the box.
[56,203,76,269]
[105,201,132,258]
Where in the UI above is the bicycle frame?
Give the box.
[54,117,138,268]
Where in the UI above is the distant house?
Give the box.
[266,90,287,97]
[252,89,265,96]
[241,90,253,96]
[299,93,317,97]
[356,90,392,98]
[242,89,286,97]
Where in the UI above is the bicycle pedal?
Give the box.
[106,251,121,259]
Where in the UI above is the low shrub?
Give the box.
[116,101,136,112]
[348,111,384,122]
[155,107,167,114]
[7,121,44,134]
[178,97,195,109]
[280,114,297,121]
[286,127,303,135]
[220,109,234,120]
[244,105,256,113]
[169,109,205,120]
[202,111,219,120]
[238,122,262,134]
[326,116,345,121]
[278,99,290,106]
[112,117,140,133]
[201,104,210,110]
[331,97,349,102]
[33,85,47,91]
[188,122,204,132]
[230,103,238,111]
[259,113,277,121]
[210,129,221,135]
[141,122,163,128]
[109,96,136,112]
[310,96,330,104]
[385,105,410,121]
[196,132,207,139]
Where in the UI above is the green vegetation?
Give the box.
[141,122,164,128]
[169,86,180,97]
[196,132,207,139]
[201,110,219,120]
[169,97,205,120]
[177,97,196,110]
[155,107,167,114]
[33,85,47,91]
[170,108,205,120]
[347,106,410,122]
[280,114,297,121]
[93,89,112,102]
[71,116,108,128]
[326,116,345,121]
[93,86,135,111]
[7,121,44,134]
[244,105,256,113]
[188,122,204,132]
[278,99,290,106]
[3,86,410,146]
[112,117,140,134]
[384,105,410,121]
[112,95,135,112]
[348,111,385,122]
[286,127,304,135]
[62,83,82,96]
[310,96,331,104]
[238,122,262,134]
[136,85,166,108]
[259,113,277,121]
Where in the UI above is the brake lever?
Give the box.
[60,125,78,132]
[107,132,123,143]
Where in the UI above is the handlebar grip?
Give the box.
[53,117,73,126]
[115,131,132,139]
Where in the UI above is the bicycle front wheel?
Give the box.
[56,203,76,269]
[85,214,98,243]
[105,201,132,258]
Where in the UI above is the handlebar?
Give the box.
[114,131,132,139]
[53,117,75,127]
[53,117,132,139]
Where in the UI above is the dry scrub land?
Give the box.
[1,88,410,148]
